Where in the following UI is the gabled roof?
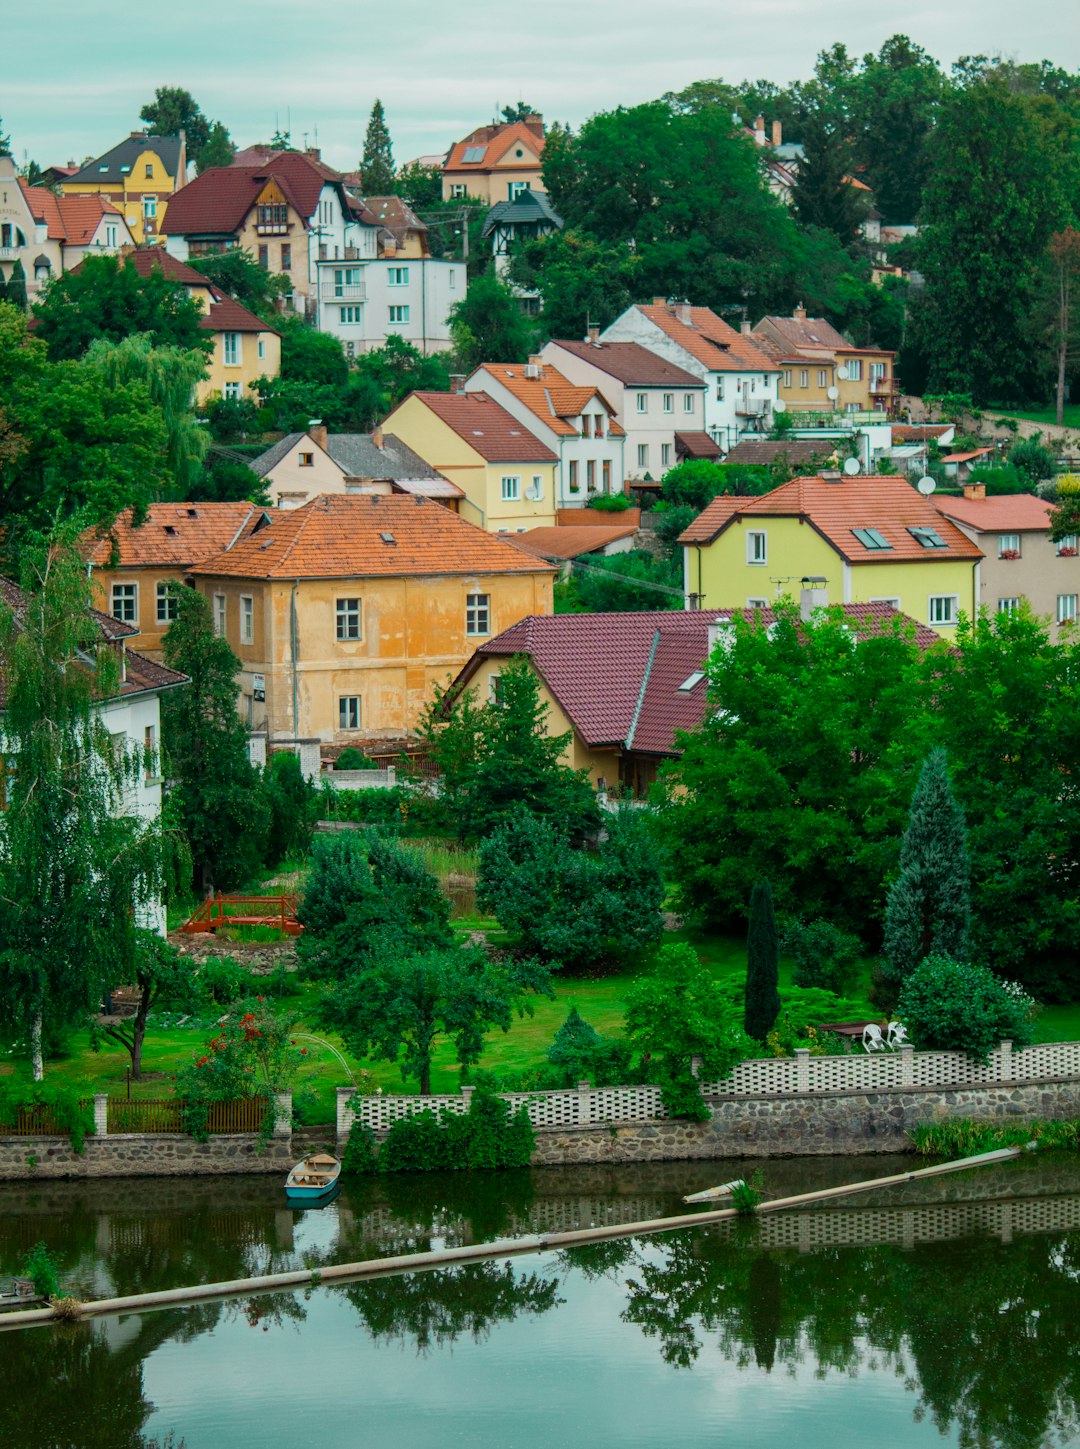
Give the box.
[189,494,556,580]
[81,502,258,569]
[548,340,704,388]
[469,364,624,437]
[503,524,638,560]
[452,604,938,755]
[355,195,428,242]
[392,392,558,463]
[19,183,123,244]
[124,247,214,289]
[675,432,723,460]
[679,474,984,563]
[632,304,778,375]
[940,448,995,464]
[892,424,954,443]
[67,132,184,186]
[482,191,563,235]
[722,439,837,467]
[933,494,1054,533]
[250,430,452,485]
[163,151,340,236]
[444,120,545,174]
[755,313,851,353]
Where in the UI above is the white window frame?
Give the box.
[500,474,520,502]
[142,195,157,219]
[339,306,362,324]
[848,358,863,381]
[746,531,767,566]
[661,443,671,469]
[155,582,178,625]
[637,444,648,470]
[338,695,361,731]
[388,304,410,324]
[387,266,410,286]
[1057,594,1078,624]
[798,369,809,389]
[869,361,886,382]
[997,597,1020,614]
[635,393,648,414]
[222,332,241,367]
[683,393,695,414]
[240,594,254,645]
[781,369,792,388]
[998,534,1021,558]
[746,597,769,609]
[929,594,959,626]
[111,582,138,624]
[662,393,673,414]
[466,592,490,636]
[335,596,362,641]
[1056,534,1077,556]
[450,184,466,198]
[223,381,242,400]
[715,378,724,401]
[817,368,828,388]
[213,593,227,637]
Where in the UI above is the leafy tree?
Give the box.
[448,273,533,371]
[187,249,289,319]
[780,917,862,994]
[4,259,27,310]
[278,315,349,386]
[394,162,444,210]
[477,807,664,973]
[882,748,971,995]
[652,502,699,563]
[358,99,395,195]
[849,35,946,225]
[419,655,600,841]
[160,586,269,891]
[546,1007,631,1086]
[33,255,211,362]
[507,231,638,340]
[139,86,211,164]
[203,392,263,442]
[660,460,730,509]
[897,954,1035,1064]
[262,751,318,865]
[566,550,681,612]
[966,462,1028,496]
[744,879,780,1041]
[198,453,268,504]
[0,529,177,1078]
[790,98,871,246]
[625,942,755,1118]
[96,931,196,1078]
[1008,434,1057,485]
[501,102,538,124]
[0,118,9,156]
[348,334,450,425]
[197,120,235,173]
[1044,228,1080,425]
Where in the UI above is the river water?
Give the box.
[1,1154,1078,1449]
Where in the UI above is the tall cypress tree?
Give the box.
[745,879,780,1042]
[359,100,395,195]
[883,748,970,990]
[5,259,27,309]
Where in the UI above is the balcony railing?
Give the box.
[256,222,289,235]
[321,281,367,301]
[735,398,770,417]
[0,247,18,261]
[870,377,898,395]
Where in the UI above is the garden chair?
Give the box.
[862,1023,886,1053]
[887,1021,908,1050]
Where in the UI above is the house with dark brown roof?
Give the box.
[601,302,782,454]
[187,494,555,745]
[448,602,938,798]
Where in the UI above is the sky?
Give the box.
[5,0,1077,175]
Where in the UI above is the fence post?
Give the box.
[460,1085,474,1116]
[999,1039,1013,1083]
[336,1086,356,1143]
[794,1048,810,1094]
[273,1093,292,1140]
[577,1080,591,1125]
[690,1055,703,1078]
[899,1043,914,1089]
[93,1093,108,1139]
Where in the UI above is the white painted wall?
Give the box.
[316,257,463,354]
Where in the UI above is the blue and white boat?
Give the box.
[285,1153,341,1204]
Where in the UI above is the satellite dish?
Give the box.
[826,386,839,401]
[843,457,861,476]
[773,399,786,413]
[836,364,850,381]
[917,476,937,496]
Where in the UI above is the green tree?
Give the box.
[359,99,395,195]
[790,99,871,246]
[347,334,450,425]
[1008,434,1057,484]
[197,120,235,173]
[419,655,600,841]
[278,315,349,386]
[4,259,27,310]
[501,102,537,124]
[660,460,730,509]
[197,453,268,505]
[160,586,269,891]
[448,273,533,371]
[262,751,318,865]
[507,231,638,340]
[0,530,176,1078]
[849,36,946,225]
[33,255,211,361]
[546,1006,631,1086]
[566,550,682,612]
[187,249,289,319]
[897,954,1035,1063]
[744,878,780,1041]
[394,162,444,210]
[139,86,211,164]
[96,931,196,1079]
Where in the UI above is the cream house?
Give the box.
[442,118,546,203]
[250,424,462,510]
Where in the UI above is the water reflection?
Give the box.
[1,1158,1078,1449]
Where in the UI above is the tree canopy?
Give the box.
[139,86,211,165]
[359,100,395,195]
[33,255,211,362]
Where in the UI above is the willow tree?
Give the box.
[0,529,178,1078]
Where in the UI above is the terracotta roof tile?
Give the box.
[933,494,1054,533]
[444,121,544,173]
[117,249,279,334]
[892,425,954,443]
[394,392,558,463]
[19,183,122,244]
[81,502,258,569]
[634,304,778,374]
[503,524,638,560]
[940,448,994,463]
[470,364,622,437]
[679,474,984,562]
[163,151,337,236]
[548,340,704,388]
[189,494,556,580]
[674,431,723,460]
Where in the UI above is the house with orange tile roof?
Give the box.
[932,485,1080,637]
[679,472,984,634]
[187,494,554,743]
[601,301,781,454]
[442,117,546,204]
[752,307,897,417]
[81,501,259,656]
[463,359,626,507]
[0,155,134,301]
[380,390,560,532]
[59,131,187,246]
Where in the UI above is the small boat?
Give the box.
[285,1153,341,1205]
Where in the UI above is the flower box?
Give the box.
[1057,547,1078,558]
[999,550,1021,560]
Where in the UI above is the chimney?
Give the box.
[524,354,543,379]
[753,115,766,146]
[675,302,692,325]
[800,582,829,621]
[741,320,752,336]
[793,303,807,321]
[820,470,843,483]
[372,424,384,449]
[305,147,321,162]
[309,419,327,450]
[771,120,782,147]
[652,296,666,307]
[523,112,544,137]
[963,482,986,501]
[449,373,466,393]
[587,324,600,345]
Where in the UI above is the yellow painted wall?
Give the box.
[194,569,555,742]
[236,181,309,299]
[777,360,836,413]
[198,327,280,406]
[63,147,180,245]
[88,566,187,657]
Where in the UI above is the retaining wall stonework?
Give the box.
[0,1134,294,1181]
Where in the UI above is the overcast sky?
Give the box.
[6,0,1076,175]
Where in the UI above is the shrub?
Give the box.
[1009,435,1056,484]
[587,492,632,512]
[263,751,318,864]
[195,955,251,1005]
[781,917,862,995]
[362,1090,535,1174]
[546,1007,633,1086]
[341,1119,379,1176]
[335,748,377,770]
[659,460,729,509]
[19,1242,60,1298]
[0,1081,95,1154]
[176,1001,304,1141]
[897,954,1037,1064]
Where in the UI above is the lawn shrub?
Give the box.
[780,917,862,995]
[335,748,377,770]
[195,955,252,1005]
[0,1081,95,1153]
[353,1089,535,1174]
[546,1007,633,1086]
[898,954,1037,1064]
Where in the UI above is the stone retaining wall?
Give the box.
[0,1133,294,1181]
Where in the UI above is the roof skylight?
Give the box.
[908,526,948,549]
[462,145,487,163]
[678,671,705,692]
[852,527,892,551]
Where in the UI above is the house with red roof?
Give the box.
[679,472,984,634]
[449,602,939,798]
[442,116,546,204]
[752,307,897,417]
[601,301,781,454]
[381,390,560,532]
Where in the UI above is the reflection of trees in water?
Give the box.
[343,1261,561,1352]
[342,1169,538,1253]
[1,1326,153,1449]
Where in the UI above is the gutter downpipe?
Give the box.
[290,580,300,747]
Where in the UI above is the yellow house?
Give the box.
[442,118,546,203]
[61,132,187,246]
[382,391,559,532]
[188,494,555,743]
[752,308,898,416]
[679,473,983,635]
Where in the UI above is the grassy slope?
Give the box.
[990,404,1080,429]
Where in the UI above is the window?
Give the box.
[280,243,292,270]
[508,181,530,199]
[663,393,673,414]
[240,595,254,645]
[501,475,520,501]
[213,594,227,637]
[466,593,490,636]
[144,724,157,780]
[817,369,828,388]
[388,305,410,324]
[594,414,604,438]
[449,270,457,289]
[847,358,863,381]
[339,306,362,324]
[798,369,809,388]
[224,381,241,399]
[602,460,611,491]
[142,195,157,219]
[851,527,892,551]
[929,595,958,626]
[387,266,409,286]
[488,673,505,705]
[781,369,792,388]
[746,597,769,609]
[715,378,724,400]
[104,223,118,247]
[1057,594,1078,624]
[678,393,691,415]
[156,582,178,625]
[111,583,137,624]
[258,244,269,269]
[223,332,240,366]
[637,444,648,470]
[257,338,265,360]
[636,393,648,414]
[1057,534,1078,556]
[527,474,544,500]
[336,597,362,641]
[586,459,596,491]
[450,184,466,198]
[870,597,901,609]
[258,203,287,229]
[338,695,361,731]
[145,162,154,179]
[747,531,767,565]
[998,534,1021,558]
[998,597,1020,614]
[299,452,314,467]
[568,460,579,492]
[679,671,705,692]
[333,267,362,296]
[870,361,886,382]
[580,414,592,439]
[661,443,671,468]
[908,526,948,550]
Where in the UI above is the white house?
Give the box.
[601,300,781,454]
[315,251,464,356]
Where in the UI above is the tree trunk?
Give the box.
[1057,337,1068,429]
[31,1015,43,1082]
[130,986,150,1080]
[419,1059,432,1096]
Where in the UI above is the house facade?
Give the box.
[381,391,560,532]
[187,495,554,744]
[314,251,463,356]
[541,338,709,481]
[250,425,463,510]
[464,361,625,506]
[752,309,898,417]
[442,118,546,203]
[679,473,983,634]
[933,487,1080,637]
[601,301,781,453]
[60,132,187,245]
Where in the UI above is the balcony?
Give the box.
[256,222,289,235]
[321,281,367,301]
[0,247,18,261]
[870,377,898,396]
[735,398,770,417]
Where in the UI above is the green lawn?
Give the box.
[990,404,1080,430]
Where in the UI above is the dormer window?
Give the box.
[909,526,948,550]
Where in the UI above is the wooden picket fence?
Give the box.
[106,1096,268,1135]
[4,1104,88,1137]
